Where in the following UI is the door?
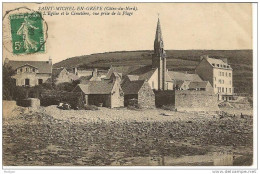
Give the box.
[38,79,43,85]
[25,79,30,86]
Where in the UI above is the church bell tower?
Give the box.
[152,17,167,90]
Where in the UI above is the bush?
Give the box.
[84,105,99,111]
[40,90,85,109]
[55,82,78,92]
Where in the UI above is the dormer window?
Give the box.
[33,68,35,72]
[217,64,219,67]
[227,65,230,68]
[223,65,226,68]
[212,63,215,66]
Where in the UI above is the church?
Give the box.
[113,18,174,91]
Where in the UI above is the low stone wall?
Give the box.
[154,90,175,107]
[175,90,219,112]
[16,98,40,108]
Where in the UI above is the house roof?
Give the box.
[189,81,209,89]
[109,65,171,82]
[6,60,52,74]
[107,66,144,77]
[52,68,79,81]
[122,80,145,95]
[175,80,190,88]
[52,68,66,78]
[68,73,79,81]
[168,71,203,82]
[205,58,232,70]
[127,75,139,81]
[75,80,115,94]
[79,75,101,84]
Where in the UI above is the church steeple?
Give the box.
[154,17,166,58]
[152,16,167,90]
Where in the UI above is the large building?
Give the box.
[195,55,233,101]
[4,58,52,87]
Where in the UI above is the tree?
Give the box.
[3,66,16,100]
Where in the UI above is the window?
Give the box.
[223,65,226,68]
[225,72,227,76]
[212,63,215,66]
[20,68,22,72]
[229,88,232,93]
[222,72,224,76]
[226,88,227,93]
[229,73,231,77]
[219,79,221,83]
[222,87,224,92]
[25,79,30,86]
[38,79,43,85]
[217,64,219,67]
[26,68,29,72]
[33,69,35,72]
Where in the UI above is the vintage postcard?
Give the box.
[2,2,256,171]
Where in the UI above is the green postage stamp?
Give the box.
[9,12,45,55]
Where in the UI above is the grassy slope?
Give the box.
[54,50,253,94]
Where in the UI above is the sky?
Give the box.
[3,3,252,64]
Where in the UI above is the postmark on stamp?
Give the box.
[9,12,45,55]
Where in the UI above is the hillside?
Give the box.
[54,50,253,95]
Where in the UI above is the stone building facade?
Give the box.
[122,77,155,108]
[4,58,52,87]
[52,68,79,85]
[72,78,124,108]
[195,55,233,101]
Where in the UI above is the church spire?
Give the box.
[154,17,166,57]
[152,16,167,90]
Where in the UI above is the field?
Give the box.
[53,49,253,95]
[3,101,253,166]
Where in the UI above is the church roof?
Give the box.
[167,71,203,82]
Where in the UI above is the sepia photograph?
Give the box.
[1,2,257,171]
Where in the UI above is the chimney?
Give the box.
[92,68,98,77]
[220,58,228,64]
[73,67,78,75]
[4,57,9,65]
[48,57,52,65]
